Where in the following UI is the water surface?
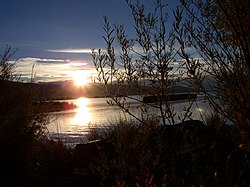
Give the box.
[47,95,211,145]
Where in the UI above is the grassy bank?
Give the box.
[0,78,249,186]
[29,118,248,186]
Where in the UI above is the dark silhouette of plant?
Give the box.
[174,0,250,130]
[173,1,250,185]
[0,45,19,81]
[89,0,250,186]
[92,0,198,126]
[88,119,248,186]
[0,46,55,185]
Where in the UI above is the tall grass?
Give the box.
[0,47,73,186]
[87,117,248,186]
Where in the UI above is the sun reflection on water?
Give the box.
[72,97,91,126]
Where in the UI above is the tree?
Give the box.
[0,45,19,81]
[0,46,51,185]
[174,0,250,131]
[92,0,196,126]
[216,0,250,53]
[91,0,250,185]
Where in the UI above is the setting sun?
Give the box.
[72,70,89,87]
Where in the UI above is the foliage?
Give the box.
[92,0,197,126]
[216,0,250,48]
[24,138,74,186]
[88,119,249,186]
[92,0,250,129]
[0,45,19,81]
[90,0,250,186]
[174,0,250,130]
[0,47,55,185]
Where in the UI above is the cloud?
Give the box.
[15,57,72,82]
[18,57,70,64]
[14,56,97,83]
[47,48,92,54]
[68,62,93,70]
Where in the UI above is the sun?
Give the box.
[72,70,89,87]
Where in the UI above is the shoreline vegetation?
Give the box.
[2,79,199,112]
[1,72,249,186]
[34,93,198,113]
[33,101,77,113]
[1,0,249,185]
[0,78,198,100]
[1,61,249,187]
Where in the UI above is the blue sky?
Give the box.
[0,0,179,82]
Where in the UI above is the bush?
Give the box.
[0,47,55,186]
[88,119,249,186]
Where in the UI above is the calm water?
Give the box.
[47,95,211,145]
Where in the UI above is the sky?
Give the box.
[0,0,179,83]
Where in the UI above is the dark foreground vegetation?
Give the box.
[2,108,249,186]
[1,0,250,186]
[1,78,248,186]
[73,119,249,187]
[1,69,249,186]
[0,69,249,186]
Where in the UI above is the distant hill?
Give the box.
[1,76,215,101]
[0,80,105,100]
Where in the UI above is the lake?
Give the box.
[47,95,211,146]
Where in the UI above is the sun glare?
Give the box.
[73,97,91,126]
[72,70,89,87]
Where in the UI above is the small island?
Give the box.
[142,93,197,103]
[33,101,77,112]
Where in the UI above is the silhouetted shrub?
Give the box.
[86,119,249,186]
